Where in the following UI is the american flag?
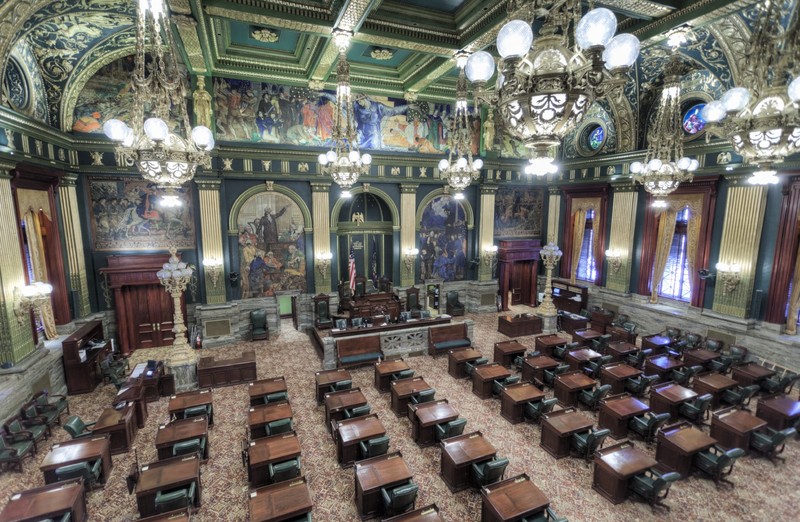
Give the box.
[348,243,356,291]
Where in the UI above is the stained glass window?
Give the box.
[588,126,605,150]
[682,103,707,135]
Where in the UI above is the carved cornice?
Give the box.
[195,178,222,190]
[311,182,332,192]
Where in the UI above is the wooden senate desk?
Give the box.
[693,373,738,409]
[521,355,559,385]
[649,383,698,420]
[440,432,497,492]
[249,402,293,440]
[246,432,302,487]
[355,452,413,519]
[481,474,549,522]
[553,371,596,407]
[448,348,484,379]
[93,404,136,455]
[314,368,352,403]
[656,422,716,477]
[644,355,684,383]
[757,395,800,431]
[0,479,86,522]
[391,377,432,417]
[61,320,111,395]
[40,435,112,486]
[599,363,641,394]
[329,316,449,337]
[683,349,721,369]
[198,350,256,388]
[711,408,767,454]
[324,387,367,427]
[168,389,214,425]
[593,442,658,504]
[333,414,386,467]
[641,334,673,354]
[540,409,594,459]
[136,454,201,518]
[409,400,458,446]
[731,362,777,387]
[565,348,602,372]
[138,509,190,522]
[249,476,312,522]
[375,359,411,392]
[606,341,638,363]
[114,378,147,429]
[493,340,527,368]
[598,395,650,439]
[606,325,637,345]
[248,377,287,406]
[473,363,511,400]
[129,361,166,402]
[497,314,542,337]
[155,416,209,461]
[560,313,589,336]
[383,504,444,522]
[535,335,567,358]
[501,382,545,424]
[572,328,603,347]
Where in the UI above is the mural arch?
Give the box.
[330,185,399,233]
[416,189,474,282]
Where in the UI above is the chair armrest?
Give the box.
[22,416,48,426]
[9,430,34,442]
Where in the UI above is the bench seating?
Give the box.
[428,323,470,356]
[336,335,383,368]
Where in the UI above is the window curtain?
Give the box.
[570,208,587,284]
[650,207,678,303]
[786,237,800,335]
[22,208,58,339]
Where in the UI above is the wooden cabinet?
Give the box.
[497,240,542,312]
[551,280,588,314]
[197,351,257,388]
[62,320,110,395]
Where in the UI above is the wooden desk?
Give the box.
[521,355,559,385]
[692,373,738,409]
[391,377,432,417]
[606,341,638,363]
[249,476,312,522]
[599,363,641,394]
[248,377,287,406]
[561,314,589,335]
[481,474,549,522]
[656,423,716,477]
[493,340,527,368]
[409,400,458,446]
[93,404,136,455]
[731,363,776,387]
[501,382,545,424]
[314,368,352,403]
[683,349,721,369]
[566,348,602,372]
[155,416,209,461]
[553,371,596,407]
[644,355,684,383]
[572,328,603,347]
[138,509,190,522]
[248,402,293,439]
[598,395,649,439]
[246,432,302,487]
[130,361,166,402]
[448,348,483,379]
[383,504,444,522]
[606,325,637,345]
[497,315,542,337]
[114,378,147,428]
[473,364,511,400]
[642,334,672,354]
[197,350,256,388]
[540,409,594,459]
[168,389,214,425]
[593,442,657,504]
[649,383,698,419]
[136,455,201,518]
[333,414,386,467]
[40,436,112,485]
[711,408,767,454]
[355,452,413,519]
[324,388,367,427]
[535,335,566,358]
[440,432,497,492]
[375,360,411,392]
[0,479,86,522]
[756,395,800,431]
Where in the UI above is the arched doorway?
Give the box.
[335,191,395,289]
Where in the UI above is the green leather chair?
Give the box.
[521,506,569,522]
[750,427,797,462]
[720,384,760,409]
[663,326,682,341]
[264,392,289,404]
[21,402,59,431]
[721,345,747,365]
[628,412,671,443]
[471,457,509,487]
[154,482,197,513]
[669,365,703,386]
[391,370,415,381]
[629,469,681,510]
[33,391,70,421]
[578,384,611,410]
[708,358,732,374]
[523,398,558,423]
[571,428,611,460]
[445,291,465,316]
[359,435,390,459]
[326,379,352,394]
[704,338,723,352]
[335,319,348,330]
[625,348,652,369]
[343,405,371,419]
[265,418,293,436]
[694,445,745,484]
[492,375,521,396]
[679,393,713,424]
[514,351,541,370]
[590,334,612,353]
[251,310,269,341]
[172,437,206,458]
[465,358,488,377]
[54,459,103,490]
[552,342,576,361]
[611,313,630,327]
[37,513,71,522]
[543,364,570,389]
[622,321,637,335]
[435,418,467,442]
[624,374,659,398]
[268,457,301,483]
[4,415,48,448]
[63,415,95,440]
[667,340,688,358]
[406,287,422,313]
[351,317,364,328]
[0,431,35,471]
[381,481,418,517]
[410,389,435,405]
[583,355,612,379]
[314,299,333,329]
[760,373,799,395]
[683,333,703,349]
[183,404,212,420]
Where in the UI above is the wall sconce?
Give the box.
[403,248,419,275]
[316,252,333,279]
[202,258,223,288]
[605,249,623,274]
[715,262,742,295]
[13,282,53,324]
[482,245,498,267]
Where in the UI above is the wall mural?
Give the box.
[72,56,135,133]
[87,177,195,251]
[494,187,544,239]
[4,40,48,124]
[418,195,467,282]
[236,191,306,297]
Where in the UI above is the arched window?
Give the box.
[576,209,597,282]
[658,208,692,301]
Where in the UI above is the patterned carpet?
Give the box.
[1,310,798,521]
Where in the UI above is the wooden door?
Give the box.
[510,264,525,305]
[126,285,176,348]
[154,289,175,345]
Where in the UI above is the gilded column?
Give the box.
[58,174,91,317]
[478,184,498,282]
[606,183,639,293]
[311,183,332,293]
[547,187,561,244]
[400,184,419,287]
[712,182,768,318]
[196,179,226,304]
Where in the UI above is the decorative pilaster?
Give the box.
[478,184,498,282]
[311,183,332,293]
[400,184,418,287]
[606,183,638,293]
[547,187,561,243]
[195,179,226,304]
[58,174,91,317]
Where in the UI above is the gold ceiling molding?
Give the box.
[706,14,749,86]
[362,19,459,44]
[598,0,673,20]
[221,0,331,19]
[370,49,394,60]
[356,33,450,56]
[251,28,279,43]
[460,0,509,45]
[633,0,751,45]
[0,0,41,104]
[338,0,373,32]
[204,6,332,35]
[167,0,193,15]
[310,40,341,81]
[173,14,208,74]
[406,56,457,93]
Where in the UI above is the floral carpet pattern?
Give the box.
[1,310,798,521]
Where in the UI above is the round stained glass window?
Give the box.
[682,103,707,134]
[588,126,605,150]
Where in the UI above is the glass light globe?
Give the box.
[349,150,360,162]
[326,150,337,162]
[700,100,727,122]
[788,77,800,102]
[677,157,692,170]
[318,153,329,166]
[465,51,496,82]
[647,158,663,172]
[721,87,751,112]
[143,118,169,141]
[688,159,700,171]
[630,161,643,174]
[122,126,135,147]
[576,8,617,49]
[496,20,533,58]
[438,159,449,170]
[456,157,468,169]
[362,153,372,165]
[473,158,483,170]
[341,190,352,198]
[205,135,215,152]
[602,34,640,69]
[191,125,213,148]
[454,192,464,200]
[103,119,129,141]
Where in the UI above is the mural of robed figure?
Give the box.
[257,206,288,251]
[353,94,410,149]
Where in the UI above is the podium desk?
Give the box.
[246,432,302,487]
[593,442,657,504]
[500,382,545,424]
[561,314,589,336]
[314,368,352,403]
[375,359,411,392]
[565,348,602,372]
[168,389,214,425]
[93,404,136,455]
[473,364,511,400]
[711,408,767,454]
[649,383,697,419]
[692,373,738,409]
[683,349,721,369]
[731,363,776,387]
[607,325,637,345]
[40,435,112,485]
[599,364,641,394]
[598,395,649,438]
[114,378,147,428]
[440,431,497,492]
[391,377,432,417]
[248,402,293,439]
[481,474,549,522]
[139,509,190,522]
[498,314,542,337]
[409,400,458,446]
[572,328,603,347]
[249,476,312,522]
[130,361,166,402]
[493,340,527,368]
[0,479,86,522]
[756,395,800,431]
[540,409,594,459]
[248,377,287,406]
[448,348,484,379]
[136,455,201,518]
[535,335,566,358]
[656,422,716,477]
[644,356,684,383]
[324,388,367,427]
[333,414,386,467]
[355,452,413,519]
[641,334,673,354]
[553,371,595,407]
[606,341,638,363]
[521,356,559,385]
[156,416,209,461]
[383,504,444,522]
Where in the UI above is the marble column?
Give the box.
[58,173,91,318]
[478,184,497,282]
[400,184,418,287]
[196,179,226,304]
[605,183,638,293]
[311,183,332,294]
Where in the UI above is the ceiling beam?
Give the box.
[625,0,751,43]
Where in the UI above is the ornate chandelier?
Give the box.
[464,0,639,173]
[438,57,483,198]
[103,0,213,204]
[702,0,800,185]
[318,31,372,198]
